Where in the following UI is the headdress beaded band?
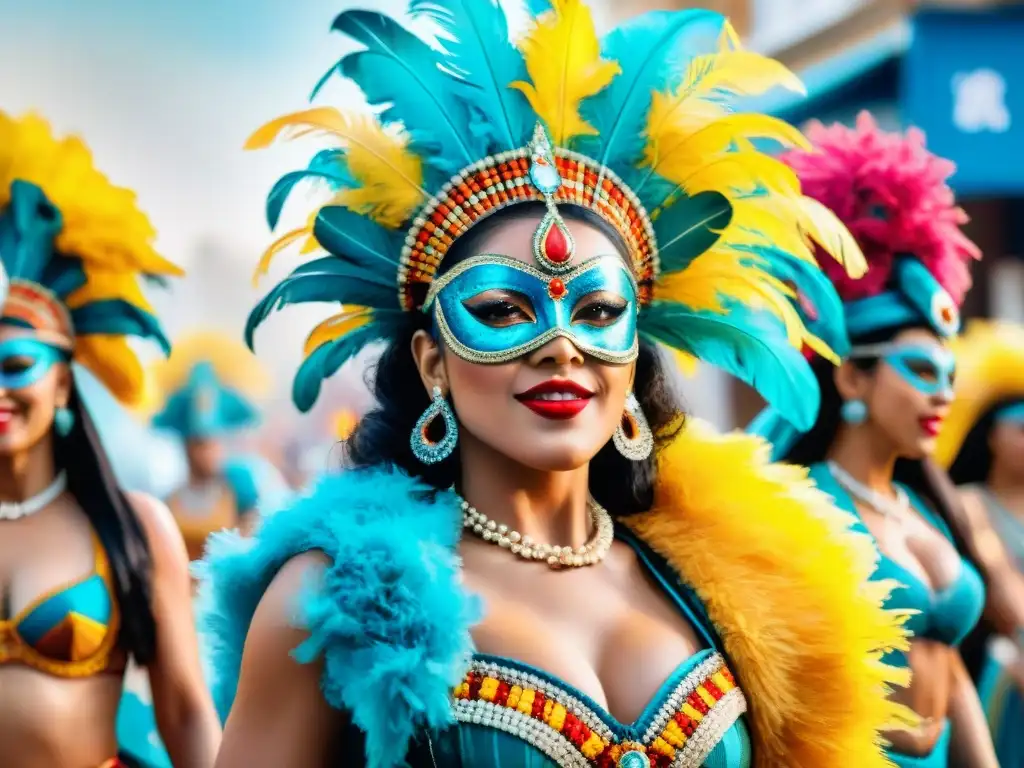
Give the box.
[244,0,866,434]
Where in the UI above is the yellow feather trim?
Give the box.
[146,331,270,411]
[936,320,1024,467]
[303,307,373,358]
[626,419,917,767]
[334,409,359,441]
[245,107,425,229]
[0,112,182,279]
[511,0,620,145]
[65,267,154,314]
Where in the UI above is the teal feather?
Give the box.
[245,259,395,349]
[70,300,171,355]
[409,0,534,151]
[524,0,552,13]
[266,152,354,230]
[579,10,722,172]
[733,242,850,358]
[2,181,62,283]
[639,301,818,430]
[41,256,86,299]
[313,206,403,273]
[653,191,732,274]
[314,10,478,184]
[294,323,393,411]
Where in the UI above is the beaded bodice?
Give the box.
[453,649,749,767]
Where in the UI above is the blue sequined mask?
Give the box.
[425,255,639,364]
[850,342,956,396]
[0,337,68,390]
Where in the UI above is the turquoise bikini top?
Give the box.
[809,464,985,659]
[448,527,752,768]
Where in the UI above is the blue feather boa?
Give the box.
[195,466,482,768]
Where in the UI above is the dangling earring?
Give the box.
[840,399,868,425]
[411,386,458,464]
[54,405,75,437]
[613,392,653,461]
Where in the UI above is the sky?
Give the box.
[0,0,732,429]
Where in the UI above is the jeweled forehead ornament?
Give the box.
[528,124,575,275]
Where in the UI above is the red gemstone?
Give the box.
[543,223,571,263]
[548,278,566,299]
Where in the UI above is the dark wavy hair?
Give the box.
[783,323,972,558]
[346,203,684,516]
[56,376,157,664]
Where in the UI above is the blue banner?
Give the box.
[904,9,1024,195]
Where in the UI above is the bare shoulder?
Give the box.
[957,486,989,524]
[251,551,331,633]
[126,491,189,571]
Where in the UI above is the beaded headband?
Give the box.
[3,280,75,348]
[401,124,654,311]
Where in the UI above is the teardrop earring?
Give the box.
[411,386,458,464]
[54,405,75,438]
[613,393,653,461]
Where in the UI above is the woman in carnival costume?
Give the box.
[149,331,267,557]
[201,4,913,767]
[0,113,220,767]
[935,320,1024,767]
[750,112,998,766]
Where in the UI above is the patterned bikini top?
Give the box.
[0,531,120,677]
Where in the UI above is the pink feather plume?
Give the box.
[782,111,980,304]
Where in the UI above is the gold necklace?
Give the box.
[460,497,614,569]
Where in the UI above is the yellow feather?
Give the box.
[629,420,916,766]
[65,267,154,313]
[795,196,868,278]
[246,107,425,228]
[719,19,742,52]
[936,321,1024,467]
[679,50,805,102]
[510,0,620,145]
[334,409,359,441]
[677,152,801,199]
[75,335,145,405]
[303,307,373,358]
[0,112,182,280]
[644,111,810,183]
[253,227,308,286]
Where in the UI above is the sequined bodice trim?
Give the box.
[453,651,746,767]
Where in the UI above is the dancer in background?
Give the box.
[201,4,912,766]
[751,112,996,767]
[937,320,1024,767]
[0,112,218,768]
[149,332,267,558]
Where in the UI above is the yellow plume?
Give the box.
[148,331,270,405]
[0,112,181,279]
[303,307,373,358]
[678,152,802,199]
[794,196,868,278]
[511,0,620,145]
[65,267,155,314]
[246,107,426,229]
[252,210,320,285]
[76,335,146,406]
[936,321,1024,467]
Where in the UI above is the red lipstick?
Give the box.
[920,416,943,437]
[0,407,15,434]
[515,379,594,420]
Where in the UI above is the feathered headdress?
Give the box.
[246,0,865,430]
[0,112,183,404]
[781,111,981,339]
[148,331,267,439]
[935,320,1024,469]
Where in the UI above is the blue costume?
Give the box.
[199,3,912,767]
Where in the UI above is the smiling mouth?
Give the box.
[920,416,944,437]
[515,380,594,420]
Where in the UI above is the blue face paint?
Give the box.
[425,255,638,364]
[0,337,68,390]
[850,342,956,397]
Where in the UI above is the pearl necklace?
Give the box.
[461,497,615,569]
[827,461,910,523]
[0,471,68,521]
